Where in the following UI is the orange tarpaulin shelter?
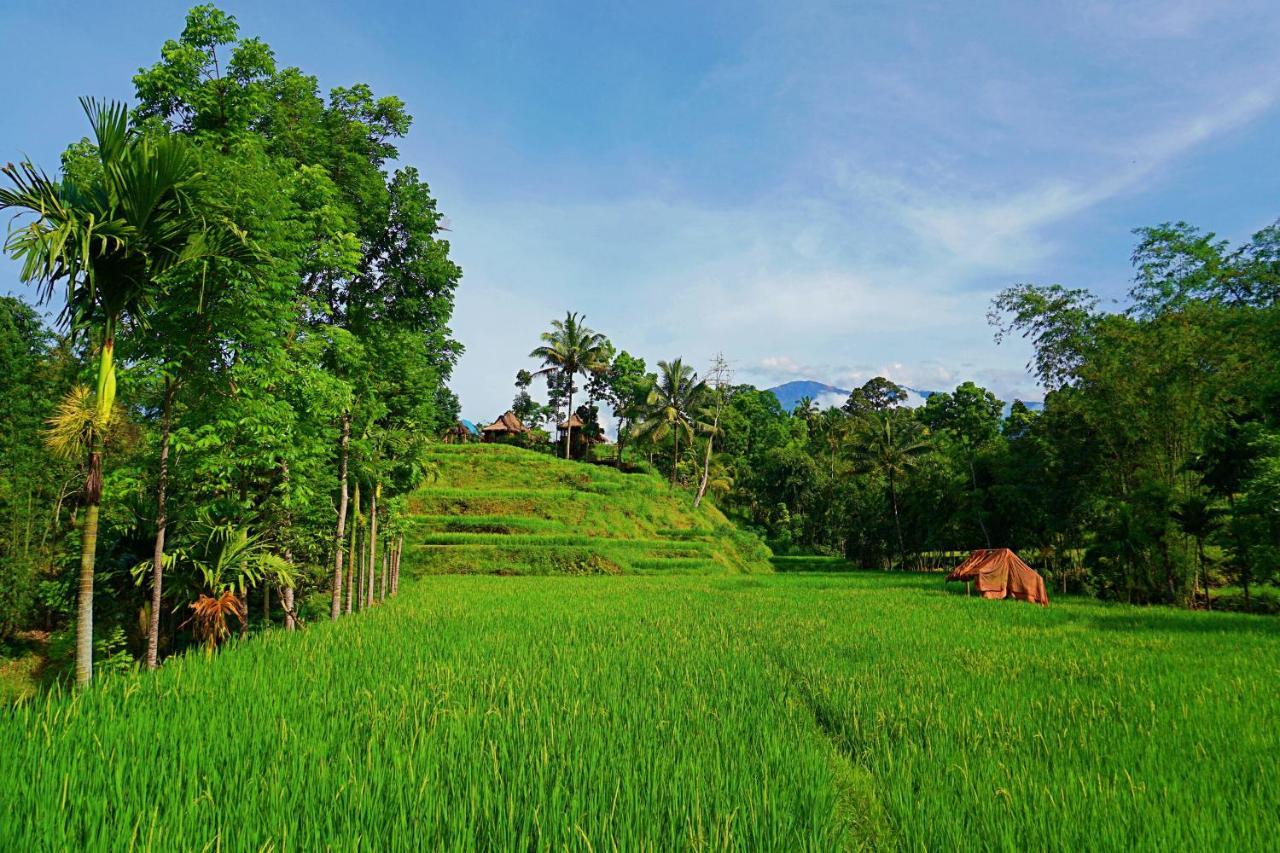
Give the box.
[946,548,1049,606]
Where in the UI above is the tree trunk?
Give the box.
[263,584,271,626]
[367,485,379,607]
[380,547,388,602]
[670,429,679,488]
[146,377,174,669]
[889,472,905,570]
[695,412,720,509]
[348,482,360,614]
[76,328,116,687]
[75,497,99,687]
[393,534,403,594]
[564,382,574,460]
[331,413,351,620]
[968,454,990,548]
[616,417,626,467]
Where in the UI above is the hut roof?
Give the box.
[946,548,1049,606]
[557,413,586,430]
[482,411,528,433]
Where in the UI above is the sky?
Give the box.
[4,0,1280,422]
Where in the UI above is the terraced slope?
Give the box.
[404,444,771,575]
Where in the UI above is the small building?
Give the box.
[556,412,586,437]
[442,419,481,444]
[481,411,529,443]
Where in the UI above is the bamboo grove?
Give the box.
[0,5,459,683]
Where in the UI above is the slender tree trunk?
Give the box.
[263,584,271,626]
[146,377,174,670]
[392,534,403,594]
[380,547,388,602]
[968,454,990,547]
[75,498,99,687]
[671,429,679,488]
[331,413,351,620]
[695,413,720,509]
[368,485,379,607]
[616,417,626,467]
[889,472,905,570]
[348,482,360,614]
[76,328,116,687]
[280,458,296,629]
[564,381,574,460]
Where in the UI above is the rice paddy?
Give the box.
[1,572,1276,850]
[2,444,1276,849]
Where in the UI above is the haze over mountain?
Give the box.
[765,379,1043,414]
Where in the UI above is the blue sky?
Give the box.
[4,0,1280,420]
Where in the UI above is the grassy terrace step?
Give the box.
[415,533,714,550]
[402,444,771,576]
[408,515,571,534]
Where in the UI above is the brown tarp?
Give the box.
[946,548,1049,606]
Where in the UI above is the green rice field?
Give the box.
[2,572,1277,850]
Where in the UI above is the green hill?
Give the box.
[403,444,771,575]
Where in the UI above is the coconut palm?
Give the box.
[847,412,930,567]
[1,99,250,684]
[529,312,612,459]
[633,358,707,487]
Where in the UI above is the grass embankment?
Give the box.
[2,573,1277,849]
[405,443,772,575]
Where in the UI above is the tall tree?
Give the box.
[634,359,707,487]
[529,312,611,459]
[848,413,931,567]
[1,100,247,684]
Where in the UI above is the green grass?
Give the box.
[406,444,772,574]
[2,573,1276,849]
[772,555,862,572]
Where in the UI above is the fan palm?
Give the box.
[1,99,250,684]
[529,312,611,459]
[633,358,707,487]
[847,412,931,567]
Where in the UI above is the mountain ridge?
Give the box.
[765,379,1042,413]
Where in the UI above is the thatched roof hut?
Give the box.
[481,411,528,441]
[556,413,585,432]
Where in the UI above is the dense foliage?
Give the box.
[0,5,459,679]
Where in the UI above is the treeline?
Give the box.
[520,223,1280,610]
[0,6,460,683]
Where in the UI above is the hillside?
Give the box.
[403,444,772,575]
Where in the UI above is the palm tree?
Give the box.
[1,100,248,685]
[530,312,611,459]
[175,522,294,653]
[847,412,930,567]
[634,359,707,487]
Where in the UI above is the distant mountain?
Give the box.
[765,380,848,411]
[765,380,1042,415]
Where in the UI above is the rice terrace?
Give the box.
[3,3,1280,851]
